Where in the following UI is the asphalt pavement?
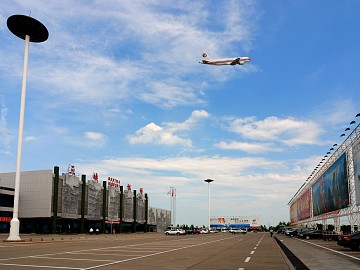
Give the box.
[0,232,359,269]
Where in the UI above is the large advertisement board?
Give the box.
[353,139,360,206]
[290,200,298,223]
[312,153,349,216]
[297,188,311,221]
[210,216,260,229]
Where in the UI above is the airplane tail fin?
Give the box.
[202,51,211,60]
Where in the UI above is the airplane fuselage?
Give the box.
[200,56,251,66]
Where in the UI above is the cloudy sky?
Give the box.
[0,0,359,227]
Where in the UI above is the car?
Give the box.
[285,228,298,237]
[229,228,247,234]
[193,229,201,234]
[337,231,360,250]
[200,229,209,234]
[299,230,323,239]
[164,228,186,235]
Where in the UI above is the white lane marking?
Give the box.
[0,263,81,269]
[33,256,114,262]
[245,257,251,263]
[250,251,255,255]
[69,252,146,256]
[239,268,244,270]
[0,236,233,262]
[82,237,233,270]
[0,236,237,269]
[254,247,257,249]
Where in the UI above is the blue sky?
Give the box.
[0,0,359,227]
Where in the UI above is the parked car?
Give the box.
[285,228,298,237]
[229,228,247,234]
[165,228,186,235]
[200,229,209,234]
[337,231,360,250]
[299,230,323,239]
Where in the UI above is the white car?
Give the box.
[229,228,247,234]
[200,229,209,234]
[165,228,185,235]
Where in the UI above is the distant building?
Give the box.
[0,186,14,233]
[0,167,170,234]
[210,216,261,229]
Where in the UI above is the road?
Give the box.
[0,232,359,269]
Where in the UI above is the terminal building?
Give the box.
[0,166,171,234]
[288,122,360,232]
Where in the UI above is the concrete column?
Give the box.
[119,186,123,233]
[133,190,137,233]
[144,193,148,233]
[80,174,86,234]
[102,181,107,234]
[51,166,59,234]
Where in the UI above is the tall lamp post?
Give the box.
[6,15,48,241]
[204,179,214,231]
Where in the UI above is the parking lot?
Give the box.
[0,232,359,269]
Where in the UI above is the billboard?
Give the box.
[210,216,260,229]
[290,200,298,223]
[312,153,349,216]
[297,188,311,221]
[352,139,360,206]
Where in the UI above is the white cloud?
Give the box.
[127,122,192,147]
[214,140,280,153]
[127,110,209,147]
[0,97,13,155]
[139,82,205,108]
[227,116,323,146]
[24,136,37,142]
[83,132,107,147]
[0,0,259,110]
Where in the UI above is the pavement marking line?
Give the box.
[296,238,360,261]
[32,256,115,262]
[245,257,251,262]
[0,262,82,269]
[238,268,244,270]
[0,235,239,269]
[254,247,257,249]
[60,253,136,257]
[0,236,233,262]
[82,236,235,270]
[250,251,255,255]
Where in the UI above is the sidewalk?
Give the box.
[0,232,130,243]
[275,234,360,270]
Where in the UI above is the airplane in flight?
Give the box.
[199,51,251,66]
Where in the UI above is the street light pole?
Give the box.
[6,15,48,242]
[204,179,214,231]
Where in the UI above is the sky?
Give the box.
[0,0,359,227]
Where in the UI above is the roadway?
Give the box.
[0,232,359,269]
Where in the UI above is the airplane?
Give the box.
[199,51,251,66]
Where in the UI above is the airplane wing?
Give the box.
[230,58,240,65]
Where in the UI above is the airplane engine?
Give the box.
[239,61,245,65]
